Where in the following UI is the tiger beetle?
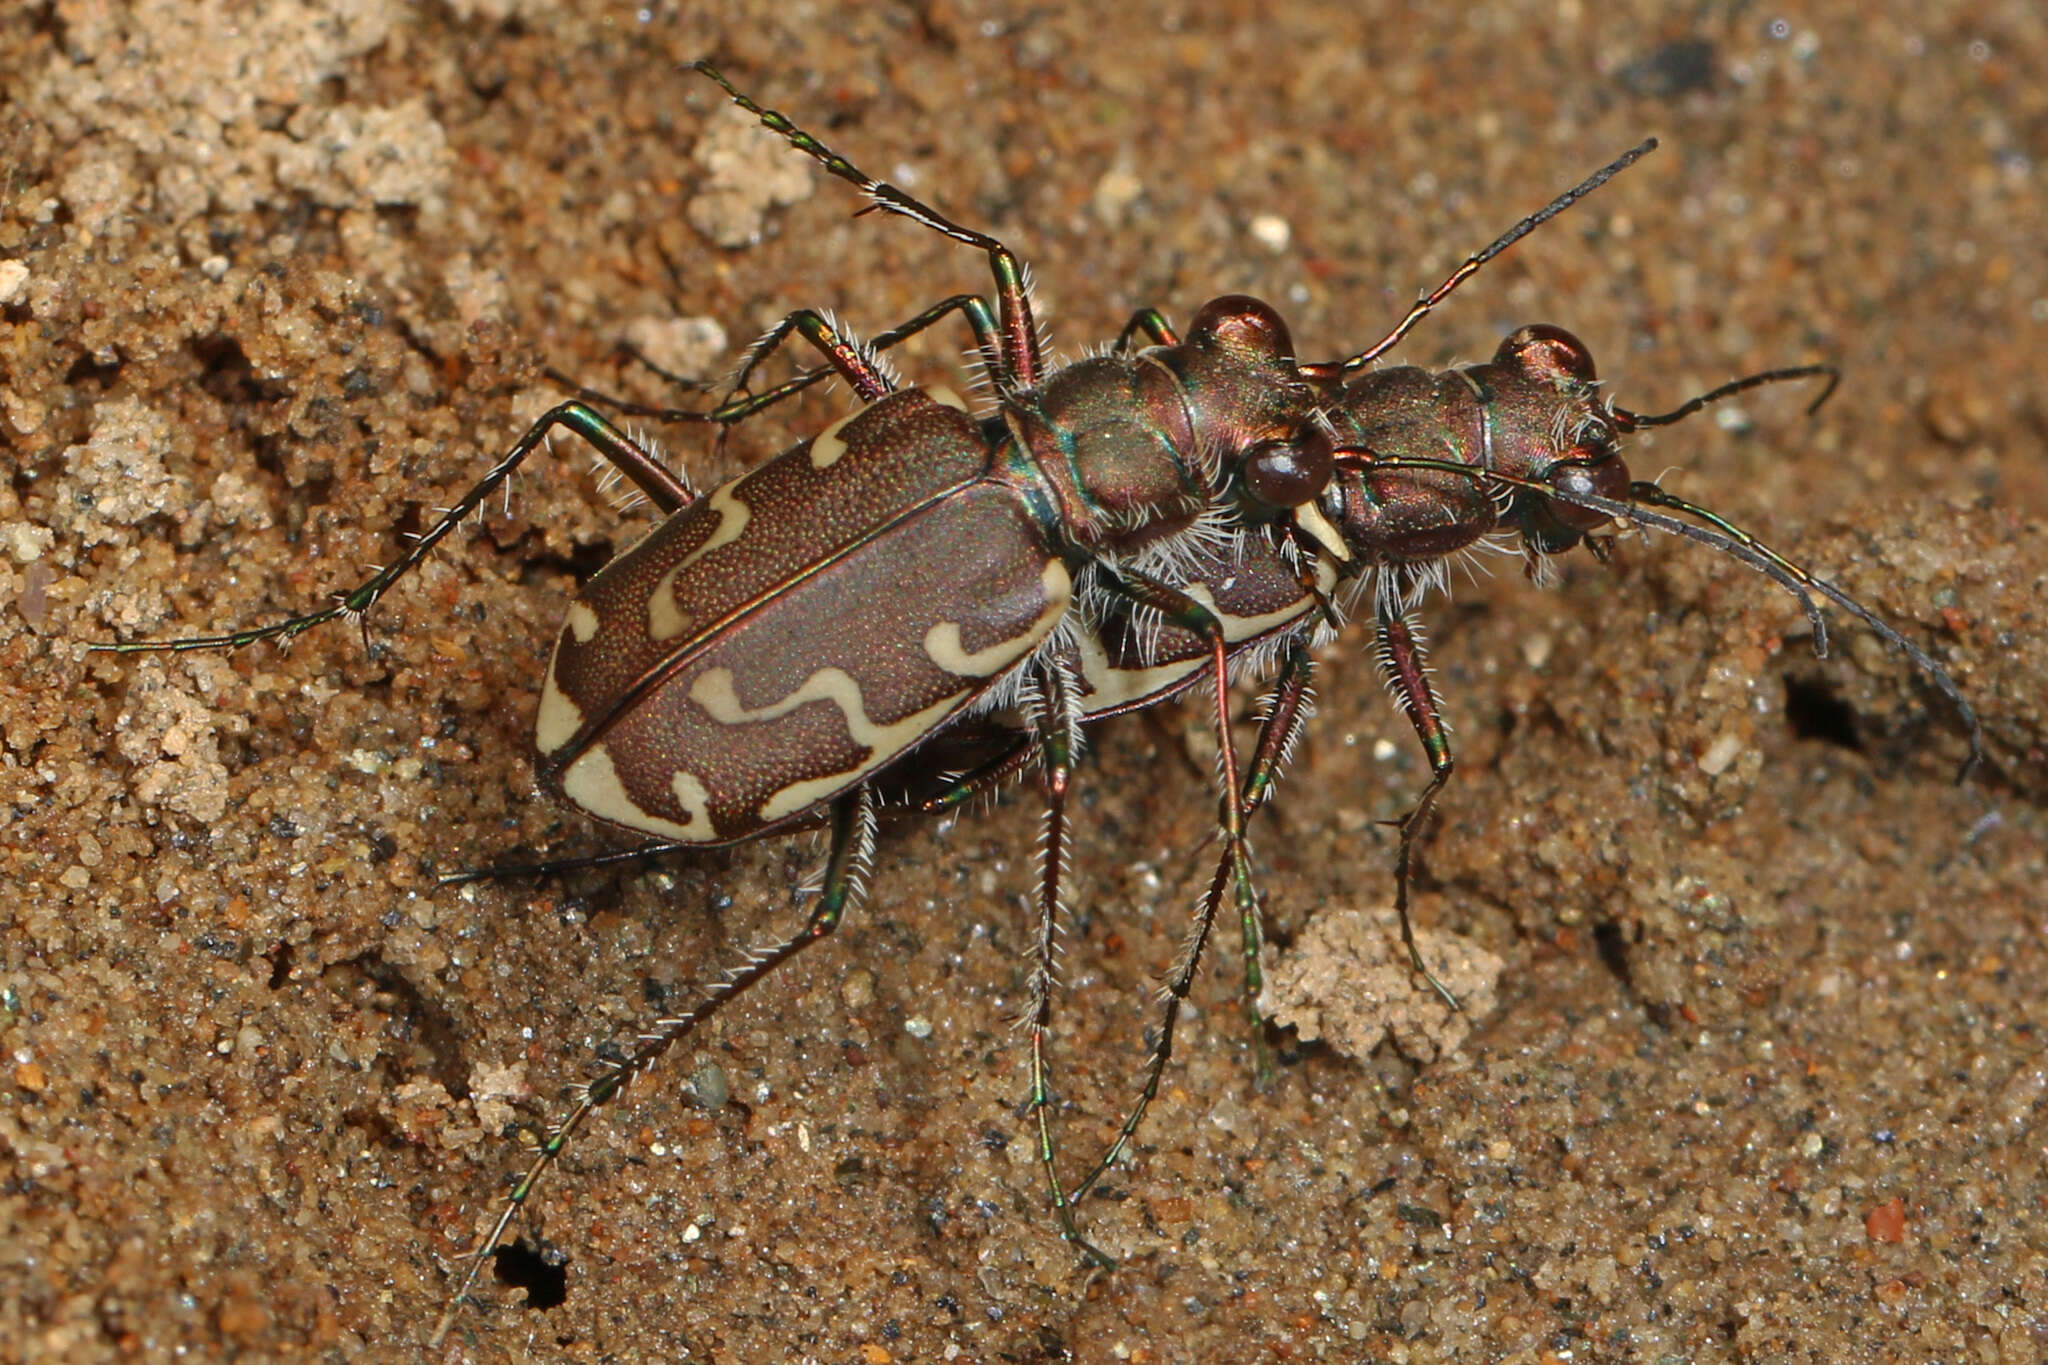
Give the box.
[87,63,1982,1342]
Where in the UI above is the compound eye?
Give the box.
[1241,426,1334,509]
[1501,324,1597,383]
[1188,295,1295,359]
[1553,455,1628,497]
[1551,464,1600,500]
[1545,454,1632,530]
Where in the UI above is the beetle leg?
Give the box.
[1374,603,1462,1010]
[1019,661,1112,1264]
[554,306,904,421]
[1231,637,1317,1027]
[1097,565,1253,888]
[90,402,681,655]
[1239,636,1318,816]
[545,295,1007,438]
[689,63,1044,390]
[707,294,1008,419]
[428,787,878,1347]
[712,295,1004,423]
[727,308,899,405]
[1048,567,1258,1199]
[1068,815,1237,1204]
[1111,308,1180,353]
[1068,637,1316,1201]
[886,726,1038,816]
[435,841,694,888]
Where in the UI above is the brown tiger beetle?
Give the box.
[88,63,1982,1342]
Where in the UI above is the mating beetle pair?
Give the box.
[95,64,1980,1339]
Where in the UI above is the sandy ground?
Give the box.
[3,2,2045,1361]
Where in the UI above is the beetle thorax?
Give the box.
[1004,354,1211,554]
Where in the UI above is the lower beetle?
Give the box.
[93,64,1371,1331]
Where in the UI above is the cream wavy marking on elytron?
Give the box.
[692,558,1071,824]
[922,560,1073,679]
[807,386,968,470]
[804,408,861,470]
[685,667,961,825]
[646,479,754,642]
[534,607,614,755]
[1073,556,1340,713]
[649,388,974,638]
[557,743,709,842]
[534,634,582,756]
